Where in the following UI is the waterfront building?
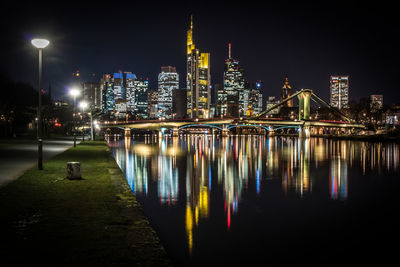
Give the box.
[330,75,349,109]
[385,106,400,125]
[158,66,179,119]
[148,90,158,119]
[186,15,211,119]
[281,76,293,107]
[370,94,383,111]
[265,96,280,115]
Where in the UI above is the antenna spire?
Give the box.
[228,43,231,58]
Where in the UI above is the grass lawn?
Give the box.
[0,141,171,266]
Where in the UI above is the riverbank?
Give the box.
[0,141,171,266]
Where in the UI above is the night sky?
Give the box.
[2,1,400,105]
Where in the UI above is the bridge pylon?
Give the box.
[298,89,312,120]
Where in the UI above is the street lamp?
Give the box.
[69,88,80,147]
[31,38,50,170]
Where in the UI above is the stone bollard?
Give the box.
[67,162,81,180]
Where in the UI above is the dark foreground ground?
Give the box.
[0,141,171,266]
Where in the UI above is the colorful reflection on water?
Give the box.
[108,135,400,265]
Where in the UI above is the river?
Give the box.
[108,135,400,266]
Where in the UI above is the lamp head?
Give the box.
[69,88,80,97]
[31,39,50,49]
[79,101,88,109]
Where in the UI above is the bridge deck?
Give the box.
[100,118,365,130]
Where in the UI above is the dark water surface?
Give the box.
[108,135,400,266]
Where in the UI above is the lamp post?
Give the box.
[69,88,80,147]
[31,38,50,170]
[79,101,88,141]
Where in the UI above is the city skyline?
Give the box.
[2,2,400,105]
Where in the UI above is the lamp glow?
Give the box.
[69,88,80,97]
[31,39,50,49]
[79,101,88,109]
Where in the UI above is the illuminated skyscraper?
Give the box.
[330,75,349,109]
[101,72,147,119]
[215,84,226,117]
[133,78,148,119]
[221,43,245,117]
[158,66,179,119]
[249,89,263,115]
[186,15,211,118]
[125,72,137,114]
[113,72,124,100]
[100,74,114,114]
[281,76,293,107]
[148,90,158,119]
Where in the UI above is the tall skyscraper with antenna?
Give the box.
[220,43,245,117]
[186,15,211,118]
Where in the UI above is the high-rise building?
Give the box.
[125,72,137,114]
[133,78,148,119]
[148,90,158,119]
[281,76,293,107]
[330,75,349,109]
[220,43,245,117]
[186,15,211,119]
[83,82,101,109]
[100,72,147,119]
[215,84,226,117]
[113,72,124,100]
[248,89,263,115]
[100,74,114,114]
[158,66,179,119]
[370,94,383,111]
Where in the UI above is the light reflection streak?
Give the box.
[107,135,400,255]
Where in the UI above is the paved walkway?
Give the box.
[0,137,79,188]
